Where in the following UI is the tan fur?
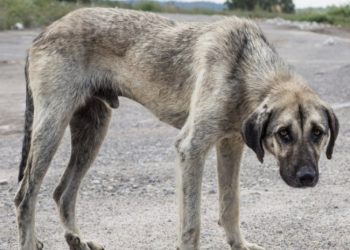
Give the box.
[15,8,338,250]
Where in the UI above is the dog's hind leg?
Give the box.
[53,98,111,250]
[15,98,75,250]
[216,136,265,250]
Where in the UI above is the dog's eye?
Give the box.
[313,128,322,136]
[278,128,292,142]
[312,127,324,140]
[279,129,288,136]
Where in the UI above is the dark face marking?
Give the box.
[278,141,319,188]
[261,101,338,188]
[310,122,325,144]
[298,104,305,133]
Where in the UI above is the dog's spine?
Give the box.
[18,54,34,182]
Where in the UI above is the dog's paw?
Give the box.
[65,232,104,250]
[21,237,44,250]
[231,242,265,250]
[244,242,265,250]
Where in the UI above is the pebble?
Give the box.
[14,22,24,30]
[163,189,174,195]
[0,60,17,65]
[208,189,216,194]
[0,180,9,185]
[323,37,335,46]
[92,180,100,185]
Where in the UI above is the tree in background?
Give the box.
[280,0,295,13]
[225,0,295,13]
[57,0,91,3]
[225,0,256,11]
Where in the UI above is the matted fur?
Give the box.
[15,8,338,250]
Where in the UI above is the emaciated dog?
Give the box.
[15,8,339,250]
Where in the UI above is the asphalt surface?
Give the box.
[0,13,349,250]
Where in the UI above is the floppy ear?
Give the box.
[325,106,339,159]
[241,106,271,163]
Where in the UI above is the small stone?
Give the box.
[163,189,174,195]
[328,241,334,246]
[92,180,100,185]
[14,22,24,30]
[0,180,9,185]
[208,189,216,194]
[323,37,335,46]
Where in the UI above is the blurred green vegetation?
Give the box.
[290,6,350,26]
[225,0,295,14]
[132,1,162,12]
[229,6,350,26]
[0,0,349,30]
[0,0,75,29]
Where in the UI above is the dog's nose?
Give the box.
[296,166,316,187]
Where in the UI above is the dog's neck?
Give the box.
[241,58,312,119]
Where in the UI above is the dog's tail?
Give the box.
[18,55,34,182]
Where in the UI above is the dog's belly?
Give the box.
[156,110,189,129]
[105,55,193,129]
[117,77,191,129]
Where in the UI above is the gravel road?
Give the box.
[0,13,349,250]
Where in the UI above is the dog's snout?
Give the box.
[296,166,316,187]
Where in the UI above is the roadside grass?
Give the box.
[287,6,350,26]
[0,0,76,30]
[228,6,350,27]
[0,0,349,30]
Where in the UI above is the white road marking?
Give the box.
[333,102,350,110]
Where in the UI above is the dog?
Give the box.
[14,8,339,250]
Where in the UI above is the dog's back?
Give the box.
[33,8,176,57]
[29,8,205,126]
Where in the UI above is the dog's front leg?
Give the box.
[175,127,212,250]
[216,136,265,250]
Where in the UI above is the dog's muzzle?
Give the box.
[296,166,317,187]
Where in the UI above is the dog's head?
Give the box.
[241,83,339,188]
